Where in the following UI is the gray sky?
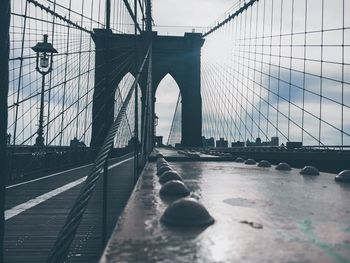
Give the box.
[153,0,350,146]
[153,0,234,35]
[153,0,234,142]
[9,0,349,146]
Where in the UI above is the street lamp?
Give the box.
[154,114,159,127]
[153,114,159,146]
[31,34,58,146]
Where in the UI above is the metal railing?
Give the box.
[46,45,151,263]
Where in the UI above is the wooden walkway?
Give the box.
[4,154,135,262]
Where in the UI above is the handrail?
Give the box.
[46,45,151,263]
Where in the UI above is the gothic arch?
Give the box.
[91,30,204,147]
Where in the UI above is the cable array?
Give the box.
[7,1,148,259]
[167,92,181,146]
[202,0,350,147]
[47,46,151,263]
[8,0,144,147]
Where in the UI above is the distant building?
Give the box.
[255,137,261,145]
[202,136,215,147]
[232,141,244,147]
[286,141,302,150]
[126,137,141,150]
[271,137,279,146]
[216,138,228,148]
[7,133,11,145]
[70,137,86,147]
[155,136,163,147]
[233,136,279,147]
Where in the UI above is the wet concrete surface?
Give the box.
[101,150,350,263]
[154,147,217,159]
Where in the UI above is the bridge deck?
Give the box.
[4,154,135,263]
[101,149,350,263]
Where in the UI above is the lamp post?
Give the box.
[154,114,159,146]
[154,114,159,133]
[31,34,58,146]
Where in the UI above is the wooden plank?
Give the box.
[4,156,135,262]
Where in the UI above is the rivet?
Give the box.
[160,180,190,196]
[300,166,319,176]
[335,170,350,182]
[159,170,183,184]
[275,162,292,171]
[160,198,214,226]
[245,158,256,165]
[235,157,244,163]
[257,160,271,167]
[157,160,169,169]
[157,165,172,176]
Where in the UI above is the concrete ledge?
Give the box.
[100,158,350,263]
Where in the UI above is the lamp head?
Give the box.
[32,34,58,74]
[31,34,58,54]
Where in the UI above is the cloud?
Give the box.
[10,0,350,147]
[201,0,350,146]
[153,0,234,35]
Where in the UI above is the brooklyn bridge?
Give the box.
[0,0,350,262]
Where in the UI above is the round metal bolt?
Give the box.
[245,158,256,165]
[160,180,190,197]
[157,163,170,172]
[235,157,244,163]
[157,165,172,175]
[159,170,183,184]
[275,162,292,171]
[335,170,350,182]
[161,198,214,226]
[157,160,168,169]
[257,160,271,167]
[157,157,166,164]
[300,166,319,176]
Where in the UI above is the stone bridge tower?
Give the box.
[90,29,204,147]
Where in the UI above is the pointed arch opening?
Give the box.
[155,74,182,146]
[113,72,141,148]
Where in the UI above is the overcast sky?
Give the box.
[153,0,235,142]
[153,0,350,146]
[9,0,349,146]
[153,0,235,35]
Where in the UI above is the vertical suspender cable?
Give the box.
[288,0,295,140]
[45,0,57,147]
[59,0,72,146]
[12,1,28,146]
[9,1,28,180]
[301,0,307,144]
[134,0,139,183]
[319,0,324,146]
[341,0,345,148]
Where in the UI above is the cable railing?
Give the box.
[46,45,151,263]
